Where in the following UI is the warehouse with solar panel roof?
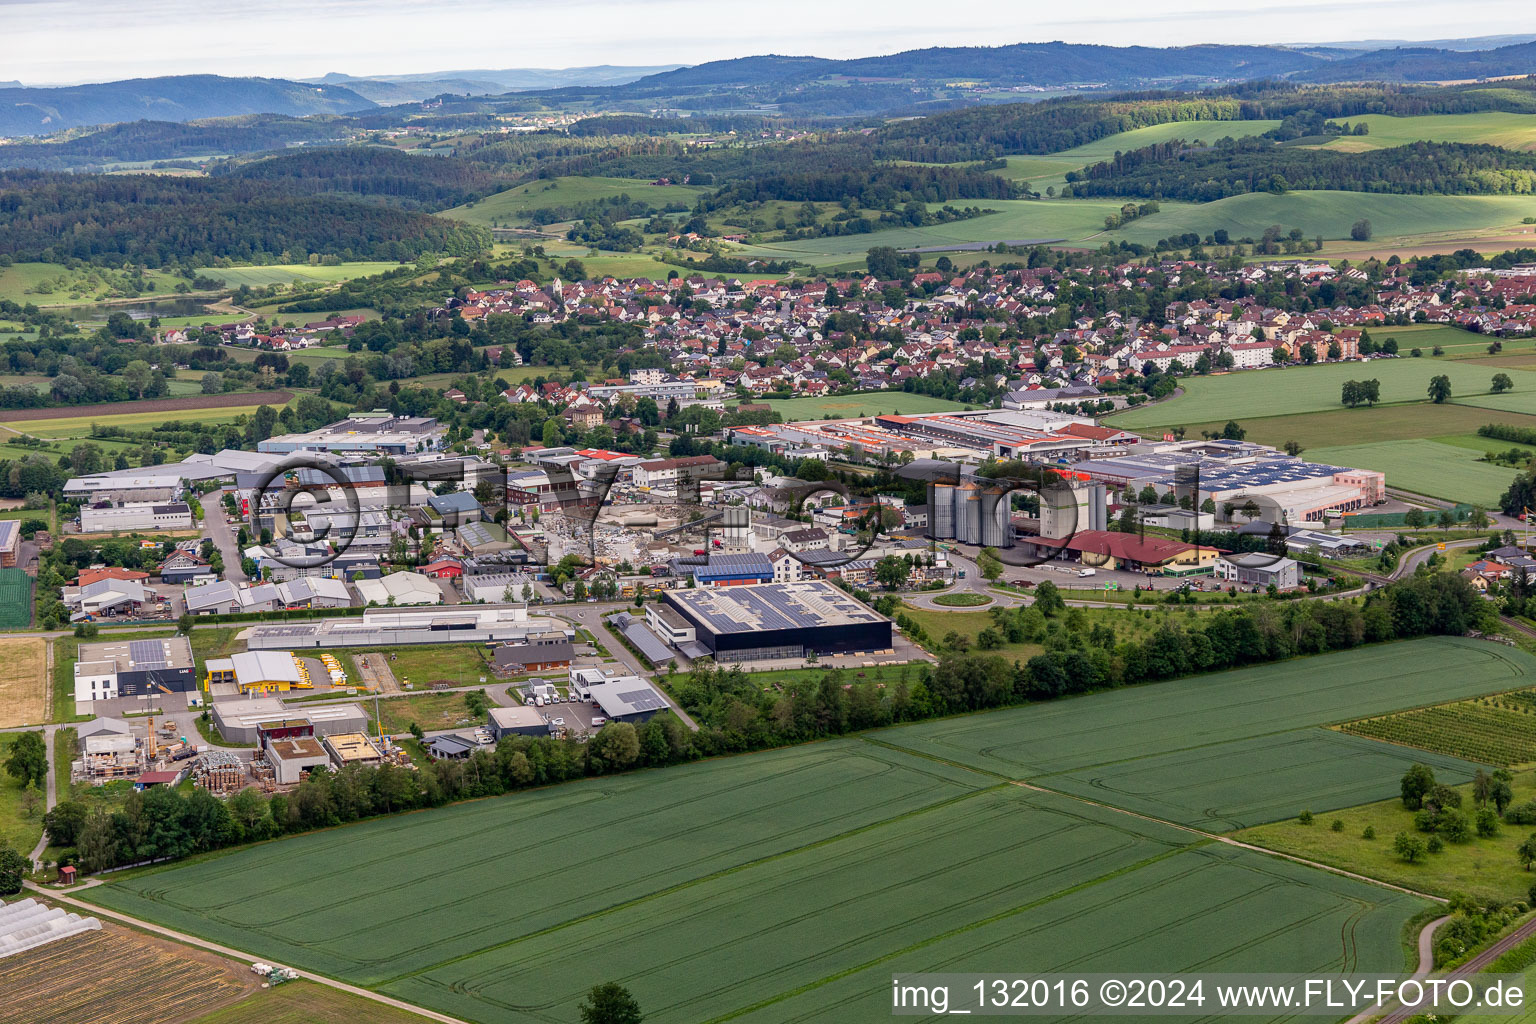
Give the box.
[659,580,894,663]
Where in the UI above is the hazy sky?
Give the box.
[5,0,1535,85]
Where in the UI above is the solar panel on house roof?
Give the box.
[616,689,668,712]
[128,639,167,669]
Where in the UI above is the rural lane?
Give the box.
[26,880,474,1024]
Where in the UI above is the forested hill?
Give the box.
[0,116,352,171]
[215,147,502,210]
[0,171,490,266]
[1296,40,1536,82]
[1067,138,1536,201]
[0,75,374,136]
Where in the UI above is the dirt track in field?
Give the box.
[0,391,293,422]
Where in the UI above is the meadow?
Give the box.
[193,262,404,289]
[1309,439,1520,505]
[0,263,184,306]
[1105,357,1536,429]
[439,176,712,227]
[1317,112,1536,152]
[762,392,975,420]
[874,636,1521,828]
[0,731,45,854]
[1239,771,1536,904]
[82,740,1427,1024]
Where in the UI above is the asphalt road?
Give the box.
[201,502,247,583]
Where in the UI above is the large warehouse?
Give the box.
[74,636,197,703]
[660,580,893,663]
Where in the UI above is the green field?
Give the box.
[1240,771,1536,903]
[875,637,1522,829]
[82,739,1428,1023]
[186,981,437,1024]
[0,262,184,306]
[0,568,32,629]
[440,176,712,227]
[193,262,405,289]
[0,403,280,439]
[1147,402,1536,455]
[1110,190,1536,246]
[1310,439,1520,505]
[1318,112,1536,152]
[761,392,975,421]
[1106,358,1536,430]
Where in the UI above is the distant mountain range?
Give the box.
[0,75,374,136]
[5,39,1535,140]
[305,66,685,103]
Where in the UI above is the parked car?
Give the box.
[591,717,607,727]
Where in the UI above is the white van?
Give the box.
[1077,568,1097,577]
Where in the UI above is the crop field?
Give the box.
[0,569,32,629]
[763,392,975,420]
[192,262,403,288]
[440,176,712,226]
[0,402,280,439]
[1105,357,1536,429]
[1342,689,1536,766]
[0,921,257,1024]
[0,637,47,726]
[1160,402,1536,452]
[1308,439,1519,505]
[1315,112,1536,152]
[81,744,1427,1024]
[1109,191,1536,247]
[873,637,1523,827]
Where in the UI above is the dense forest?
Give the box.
[214,146,502,209]
[0,170,491,265]
[1068,139,1536,201]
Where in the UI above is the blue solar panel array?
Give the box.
[128,639,167,670]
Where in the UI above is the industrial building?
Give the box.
[0,520,17,567]
[204,651,313,695]
[926,478,1014,548]
[487,705,551,740]
[244,605,570,649]
[324,732,384,768]
[492,634,575,674]
[668,552,774,586]
[211,696,368,745]
[79,501,193,533]
[256,411,445,455]
[73,636,196,703]
[586,677,671,724]
[1216,553,1302,589]
[1077,440,1385,523]
[661,580,893,663]
[354,571,442,606]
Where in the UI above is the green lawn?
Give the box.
[439,176,712,226]
[356,644,492,689]
[81,740,1428,1024]
[1107,358,1536,430]
[1309,439,1521,505]
[1239,771,1536,904]
[759,393,976,420]
[875,636,1523,829]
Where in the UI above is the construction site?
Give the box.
[70,715,204,788]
